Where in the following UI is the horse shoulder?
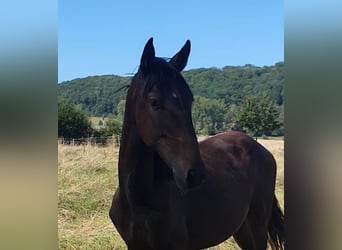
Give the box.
[199,134,249,166]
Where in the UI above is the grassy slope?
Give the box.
[58,139,284,249]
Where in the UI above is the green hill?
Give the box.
[58,62,284,118]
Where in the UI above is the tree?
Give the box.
[58,98,92,138]
[91,118,122,147]
[115,99,126,122]
[235,94,281,139]
[102,118,122,136]
[192,96,228,135]
[58,63,284,120]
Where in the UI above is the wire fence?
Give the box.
[58,135,120,147]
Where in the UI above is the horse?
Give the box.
[109,38,284,250]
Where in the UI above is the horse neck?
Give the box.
[118,123,154,179]
[117,102,156,206]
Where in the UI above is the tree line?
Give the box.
[58,62,284,139]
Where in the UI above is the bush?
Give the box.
[58,98,92,138]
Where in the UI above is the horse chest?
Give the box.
[128,211,157,246]
[125,206,188,249]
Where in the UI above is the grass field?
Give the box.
[58,138,284,249]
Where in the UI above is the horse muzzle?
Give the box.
[173,166,205,190]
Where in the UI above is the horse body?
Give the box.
[109,38,284,250]
[186,131,278,249]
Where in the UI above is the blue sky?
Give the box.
[58,1,283,82]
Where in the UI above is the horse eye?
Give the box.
[150,99,160,111]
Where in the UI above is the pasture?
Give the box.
[58,138,284,249]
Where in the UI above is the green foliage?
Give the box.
[104,118,122,136]
[58,98,92,138]
[183,62,284,106]
[95,118,122,137]
[58,75,131,117]
[115,99,126,121]
[58,63,283,116]
[192,96,229,135]
[58,63,284,136]
[235,94,282,138]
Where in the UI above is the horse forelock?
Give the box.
[132,57,193,108]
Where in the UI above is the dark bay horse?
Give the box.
[109,38,284,250]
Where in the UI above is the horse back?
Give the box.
[199,131,276,181]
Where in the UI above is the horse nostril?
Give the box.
[186,169,204,187]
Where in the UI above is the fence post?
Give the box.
[58,136,120,147]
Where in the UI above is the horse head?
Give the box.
[128,38,205,190]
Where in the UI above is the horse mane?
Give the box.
[153,152,173,184]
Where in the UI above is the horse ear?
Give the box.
[140,37,155,75]
[169,40,191,72]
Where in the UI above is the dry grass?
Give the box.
[58,138,283,249]
[58,144,125,249]
[258,139,284,209]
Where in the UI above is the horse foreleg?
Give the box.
[233,221,255,250]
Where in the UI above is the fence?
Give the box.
[58,136,120,147]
